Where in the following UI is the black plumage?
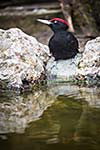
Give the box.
[37,18,79,60]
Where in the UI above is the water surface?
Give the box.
[0,84,100,150]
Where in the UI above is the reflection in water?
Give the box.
[0,83,100,150]
[0,88,56,134]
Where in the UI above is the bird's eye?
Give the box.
[54,20,58,23]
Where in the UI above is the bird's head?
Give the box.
[37,18,69,32]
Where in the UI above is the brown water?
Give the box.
[0,84,100,150]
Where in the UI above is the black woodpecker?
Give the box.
[37,18,79,60]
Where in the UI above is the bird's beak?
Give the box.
[37,19,51,25]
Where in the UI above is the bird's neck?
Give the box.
[53,30,67,34]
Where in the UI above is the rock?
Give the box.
[0,28,50,89]
[46,54,82,82]
[77,37,100,86]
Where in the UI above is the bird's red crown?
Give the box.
[50,18,69,27]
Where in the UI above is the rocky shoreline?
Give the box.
[0,28,100,91]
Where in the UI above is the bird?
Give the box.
[37,18,79,61]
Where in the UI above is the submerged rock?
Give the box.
[0,28,50,89]
[77,37,100,86]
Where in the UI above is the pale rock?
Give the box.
[46,54,82,81]
[77,37,100,85]
[0,28,50,89]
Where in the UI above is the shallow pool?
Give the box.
[0,83,100,150]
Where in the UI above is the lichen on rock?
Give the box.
[77,37,100,86]
[0,28,50,89]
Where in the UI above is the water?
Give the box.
[0,83,100,150]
